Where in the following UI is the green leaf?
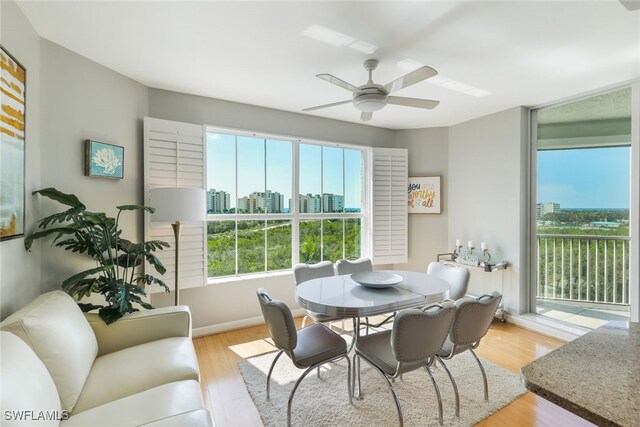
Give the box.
[62,265,113,289]
[38,206,86,228]
[98,306,123,325]
[77,303,103,312]
[62,276,105,299]
[111,253,142,268]
[33,188,85,209]
[143,252,167,275]
[118,239,134,253]
[24,227,78,251]
[134,274,169,292]
[116,205,156,214]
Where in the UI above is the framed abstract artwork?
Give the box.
[85,139,124,179]
[408,176,441,214]
[0,45,26,241]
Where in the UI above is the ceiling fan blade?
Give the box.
[317,74,358,92]
[387,96,440,109]
[384,66,438,93]
[361,112,373,122]
[303,100,352,112]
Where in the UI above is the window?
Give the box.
[206,130,365,278]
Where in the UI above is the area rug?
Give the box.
[238,350,526,426]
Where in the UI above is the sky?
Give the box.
[537,146,630,209]
[206,133,363,210]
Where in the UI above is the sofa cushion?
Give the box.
[1,291,98,412]
[60,380,204,427]
[72,337,200,414]
[0,332,62,427]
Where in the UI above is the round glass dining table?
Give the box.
[295,270,450,318]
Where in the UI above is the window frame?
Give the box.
[205,126,369,281]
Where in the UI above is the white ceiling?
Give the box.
[17,1,640,130]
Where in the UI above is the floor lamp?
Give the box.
[149,188,206,306]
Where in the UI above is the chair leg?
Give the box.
[356,354,362,398]
[359,357,403,427]
[425,366,444,426]
[346,355,353,404]
[470,349,489,401]
[437,356,459,417]
[266,350,284,400]
[287,362,323,427]
[286,356,350,426]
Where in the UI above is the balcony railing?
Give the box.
[536,234,630,305]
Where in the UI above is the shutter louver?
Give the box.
[371,148,408,265]
[144,117,207,292]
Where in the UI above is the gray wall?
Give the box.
[0,1,42,319]
[148,88,397,329]
[148,88,396,148]
[393,127,449,272]
[448,107,529,315]
[38,40,149,294]
[0,8,532,327]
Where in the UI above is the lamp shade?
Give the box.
[149,188,206,223]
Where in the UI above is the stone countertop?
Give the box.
[521,321,639,427]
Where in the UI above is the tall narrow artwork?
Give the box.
[0,46,26,241]
[408,176,441,214]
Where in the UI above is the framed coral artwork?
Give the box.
[1,45,26,241]
[85,139,124,179]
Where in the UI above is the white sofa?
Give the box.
[1,290,213,426]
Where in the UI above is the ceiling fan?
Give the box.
[303,59,440,122]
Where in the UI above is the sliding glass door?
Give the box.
[532,88,632,328]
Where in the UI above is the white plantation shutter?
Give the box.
[371,147,408,264]
[144,117,207,292]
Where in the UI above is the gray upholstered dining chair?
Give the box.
[353,302,456,426]
[256,288,352,427]
[436,291,502,417]
[427,261,470,301]
[335,257,373,275]
[336,258,392,334]
[292,261,341,327]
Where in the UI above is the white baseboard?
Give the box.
[506,313,587,342]
[192,308,307,337]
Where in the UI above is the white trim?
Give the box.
[192,308,307,337]
[530,79,639,110]
[507,313,585,342]
[529,109,538,314]
[630,81,639,322]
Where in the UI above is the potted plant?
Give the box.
[25,187,170,324]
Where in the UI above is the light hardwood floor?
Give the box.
[194,320,595,427]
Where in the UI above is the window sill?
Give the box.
[207,270,293,285]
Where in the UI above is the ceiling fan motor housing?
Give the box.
[352,84,388,112]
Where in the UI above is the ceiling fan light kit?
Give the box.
[304,58,440,122]
[353,92,388,112]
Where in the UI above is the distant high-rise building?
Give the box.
[237,190,286,213]
[207,189,231,213]
[537,202,560,219]
[323,193,344,213]
[298,193,322,213]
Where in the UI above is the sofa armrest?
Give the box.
[86,306,192,356]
